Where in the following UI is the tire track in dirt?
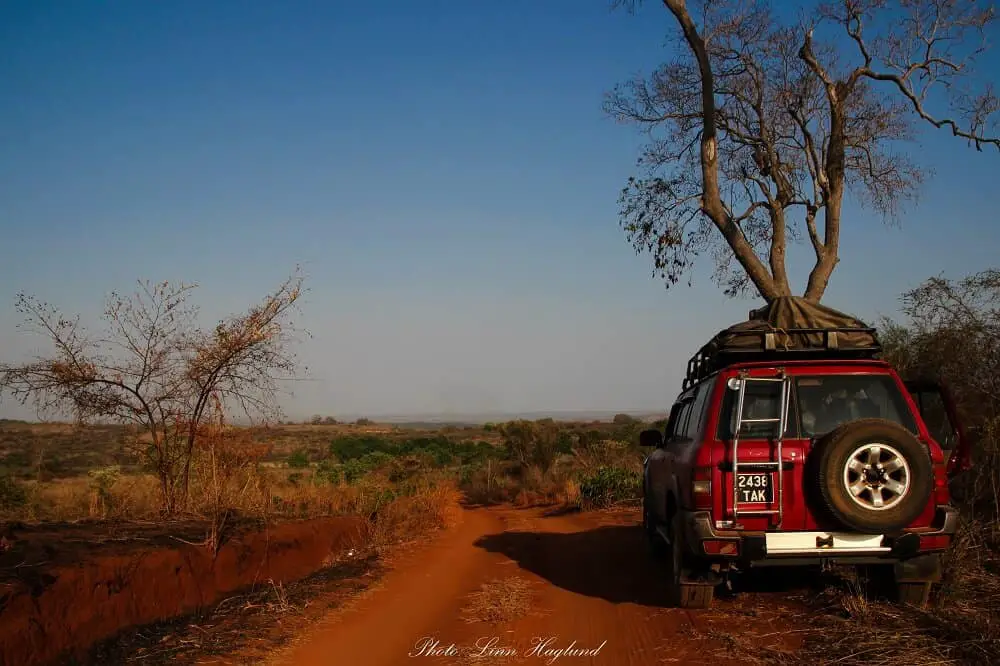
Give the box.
[445,506,710,665]
[265,508,506,666]
[267,506,807,666]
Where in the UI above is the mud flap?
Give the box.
[893,552,942,584]
[679,569,722,586]
[677,583,714,609]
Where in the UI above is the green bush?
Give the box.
[464,440,504,464]
[387,454,429,483]
[88,465,121,499]
[316,459,342,484]
[556,431,575,455]
[574,429,605,452]
[328,433,501,471]
[329,434,391,461]
[400,436,454,465]
[500,420,561,473]
[579,466,641,508]
[287,449,310,468]
[337,450,395,483]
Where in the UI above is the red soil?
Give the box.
[269,506,807,666]
[0,516,366,666]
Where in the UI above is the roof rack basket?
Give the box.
[682,325,882,391]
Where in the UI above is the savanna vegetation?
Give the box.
[0,4,997,663]
[0,269,997,666]
[0,415,654,527]
[0,267,657,570]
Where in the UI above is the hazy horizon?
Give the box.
[2,1,998,423]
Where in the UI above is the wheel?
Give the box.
[808,418,933,533]
[896,581,932,607]
[643,493,667,558]
[666,510,714,609]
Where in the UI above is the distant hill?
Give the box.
[0,411,667,428]
[327,410,666,426]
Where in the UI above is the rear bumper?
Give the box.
[679,505,959,566]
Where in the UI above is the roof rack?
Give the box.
[682,325,882,391]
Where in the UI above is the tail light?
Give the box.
[692,466,712,510]
[948,444,973,475]
[933,464,949,505]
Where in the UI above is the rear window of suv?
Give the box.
[717,374,918,440]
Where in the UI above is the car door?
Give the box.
[904,379,972,477]
[648,397,692,524]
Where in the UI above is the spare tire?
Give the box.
[808,418,933,534]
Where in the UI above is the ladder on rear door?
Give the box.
[728,374,792,529]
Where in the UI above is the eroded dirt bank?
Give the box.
[0,515,365,666]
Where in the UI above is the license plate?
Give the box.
[737,473,773,503]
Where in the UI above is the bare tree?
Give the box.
[0,270,307,514]
[608,0,998,301]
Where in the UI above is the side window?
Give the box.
[682,381,712,440]
[663,401,687,440]
[672,401,693,440]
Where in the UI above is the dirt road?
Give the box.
[266,506,806,666]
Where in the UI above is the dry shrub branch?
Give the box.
[0,270,307,514]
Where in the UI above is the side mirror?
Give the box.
[639,429,664,448]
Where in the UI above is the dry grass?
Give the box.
[465,459,592,512]
[364,480,463,552]
[460,576,534,624]
[698,488,1000,666]
[13,474,163,522]
[695,628,798,666]
[781,527,1000,666]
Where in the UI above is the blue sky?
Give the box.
[1,1,997,420]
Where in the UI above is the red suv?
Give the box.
[640,298,971,609]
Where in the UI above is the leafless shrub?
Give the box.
[0,270,307,514]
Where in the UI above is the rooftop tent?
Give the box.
[683,297,881,390]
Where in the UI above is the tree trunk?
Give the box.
[803,90,846,302]
[664,0,783,303]
[149,433,175,515]
[180,422,200,511]
[769,207,792,297]
[159,474,172,514]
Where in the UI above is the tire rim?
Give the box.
[842,442,910,511]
